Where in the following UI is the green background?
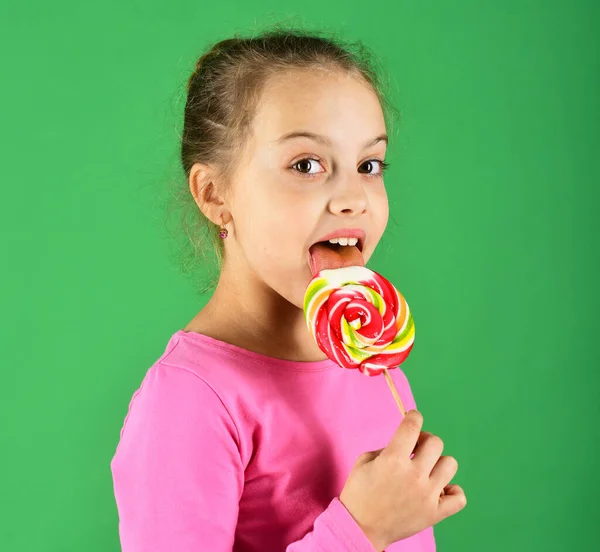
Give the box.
[1,1,598,550]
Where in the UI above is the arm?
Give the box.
[110,362,378,552]
[110,363,244,552]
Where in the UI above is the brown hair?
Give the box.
[163,22,401,295]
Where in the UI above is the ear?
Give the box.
[189,162,231,225]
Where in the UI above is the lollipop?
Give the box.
[304,244,445,495]
[303,264,415,415]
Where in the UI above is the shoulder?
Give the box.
[116,330,263,442]
[158,330,252,386]
[112,358,247,467]
[119,359,239,442]
[115,332,242,440]
[137,360,227,412]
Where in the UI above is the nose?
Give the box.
[327,175,368,217]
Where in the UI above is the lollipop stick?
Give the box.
[383,368,406,416]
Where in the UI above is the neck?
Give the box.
[184,257,328,363]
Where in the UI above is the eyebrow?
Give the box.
[273,131,388,149]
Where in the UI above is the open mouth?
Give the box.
[315,240,363,254]
[308,238,365,276]
[311,235,365,254]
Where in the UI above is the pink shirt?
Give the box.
[110,329,436,551]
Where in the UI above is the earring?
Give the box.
[218,216,228,239]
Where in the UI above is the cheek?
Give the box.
[381,199,389,229]
[238,205,306,267]
[241,186,315,246]
[370,186,389,228]
[363,188,389,260]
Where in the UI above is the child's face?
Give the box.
[227,68,389,309]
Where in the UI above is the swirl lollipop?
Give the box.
[303,265,415,415]
[304,260,445,496]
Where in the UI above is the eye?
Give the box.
[291,157,326,178]
[290,157,391,179]
[359,159,391,178]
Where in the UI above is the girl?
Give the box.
[110,27,466,552]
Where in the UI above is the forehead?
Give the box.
[250,68,386,148]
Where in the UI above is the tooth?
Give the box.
[328,238,339,244]
[338,237,349,246]
[348,238,358,246]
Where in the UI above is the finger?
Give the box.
[442,484,462,495]
[411,432,444,474]
[429,455,459,490]
[436,484,467,520]
[409,431,433,459]
[381,409,424,460]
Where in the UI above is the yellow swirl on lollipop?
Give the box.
[303,265,415,378]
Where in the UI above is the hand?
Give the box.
[339,410,467,551]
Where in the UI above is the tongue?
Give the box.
[309,243,365,277]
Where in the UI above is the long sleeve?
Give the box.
[110,363,245,552]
